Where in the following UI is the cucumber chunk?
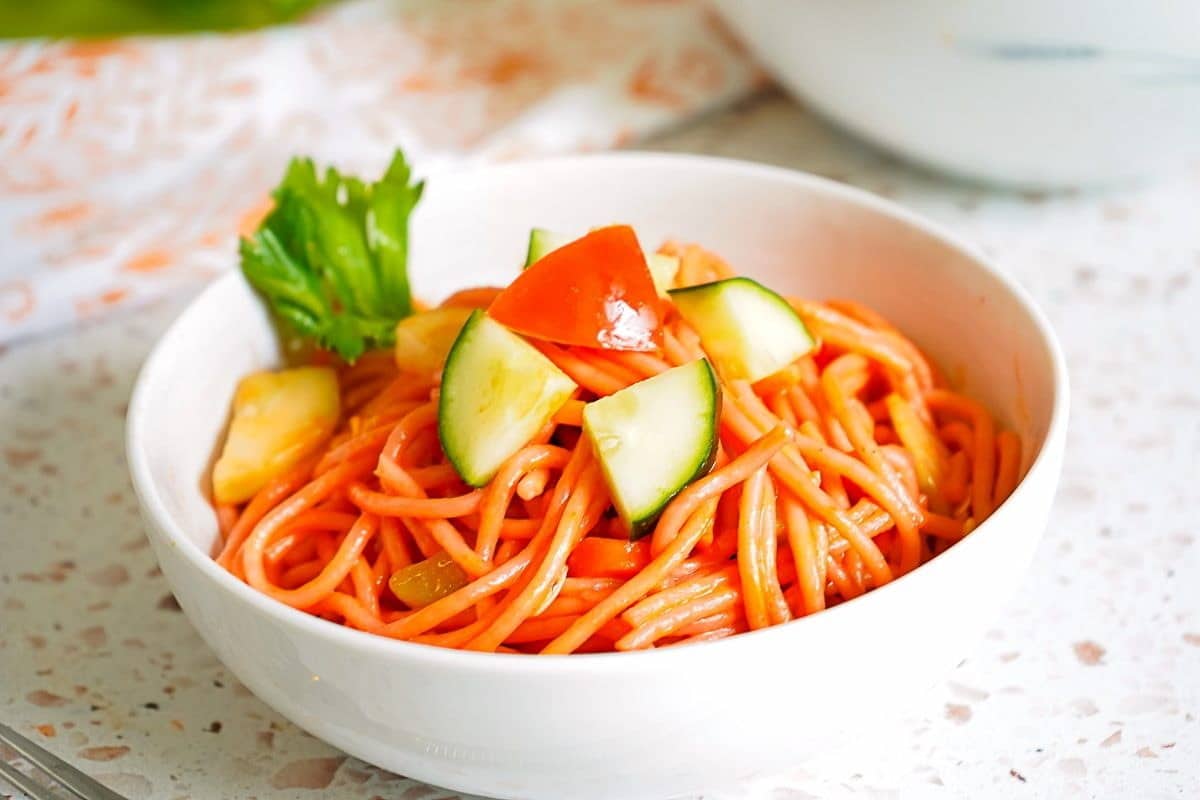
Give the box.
[523,228,574,267]
[669,277,815,383]
[439,311,577,486]
[583,359,719,538]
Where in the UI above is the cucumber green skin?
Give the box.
[626,360,721,540]
[523,236,542,268]
[437,309,486,486]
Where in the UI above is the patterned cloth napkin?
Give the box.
[0,0,758,343]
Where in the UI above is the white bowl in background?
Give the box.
[713,0,1200,188]
[127,154,1068,800]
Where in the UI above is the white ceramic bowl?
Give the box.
[127,154,1068,800]
[714,0,1200,188]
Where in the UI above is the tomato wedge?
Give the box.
[488,225,663,351]
[567,537,652,579]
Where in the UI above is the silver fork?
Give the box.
[0,721,126,800]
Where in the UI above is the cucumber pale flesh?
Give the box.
[439,310,577,486]
[669,277,815,383]
[523,228,575,267]
[583,359,719,538]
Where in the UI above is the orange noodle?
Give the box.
[212,242,1021,653]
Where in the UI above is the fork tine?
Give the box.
[0,722,127,800]
[0,756,62,800]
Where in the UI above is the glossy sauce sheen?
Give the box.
[488,225,663,351]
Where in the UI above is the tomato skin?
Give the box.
[568,537,652,579]
[488,225,663,352]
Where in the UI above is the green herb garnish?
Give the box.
[0,0,331,38]
[240,149,424,363]
[0,0,331,39]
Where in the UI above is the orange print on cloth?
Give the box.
[0,0,756,343]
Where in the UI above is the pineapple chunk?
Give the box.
[647,253,681,297]
[212,367,340,505]
[393,306,472,375]
[388,551,468,609]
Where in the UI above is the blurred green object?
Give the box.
[0,0,335,38]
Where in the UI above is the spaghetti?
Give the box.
[213,242,1020,654]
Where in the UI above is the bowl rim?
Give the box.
[126,151,1069,674]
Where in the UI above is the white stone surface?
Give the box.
[1,93,1197,799]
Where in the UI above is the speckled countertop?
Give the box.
[1,93,1197,799]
